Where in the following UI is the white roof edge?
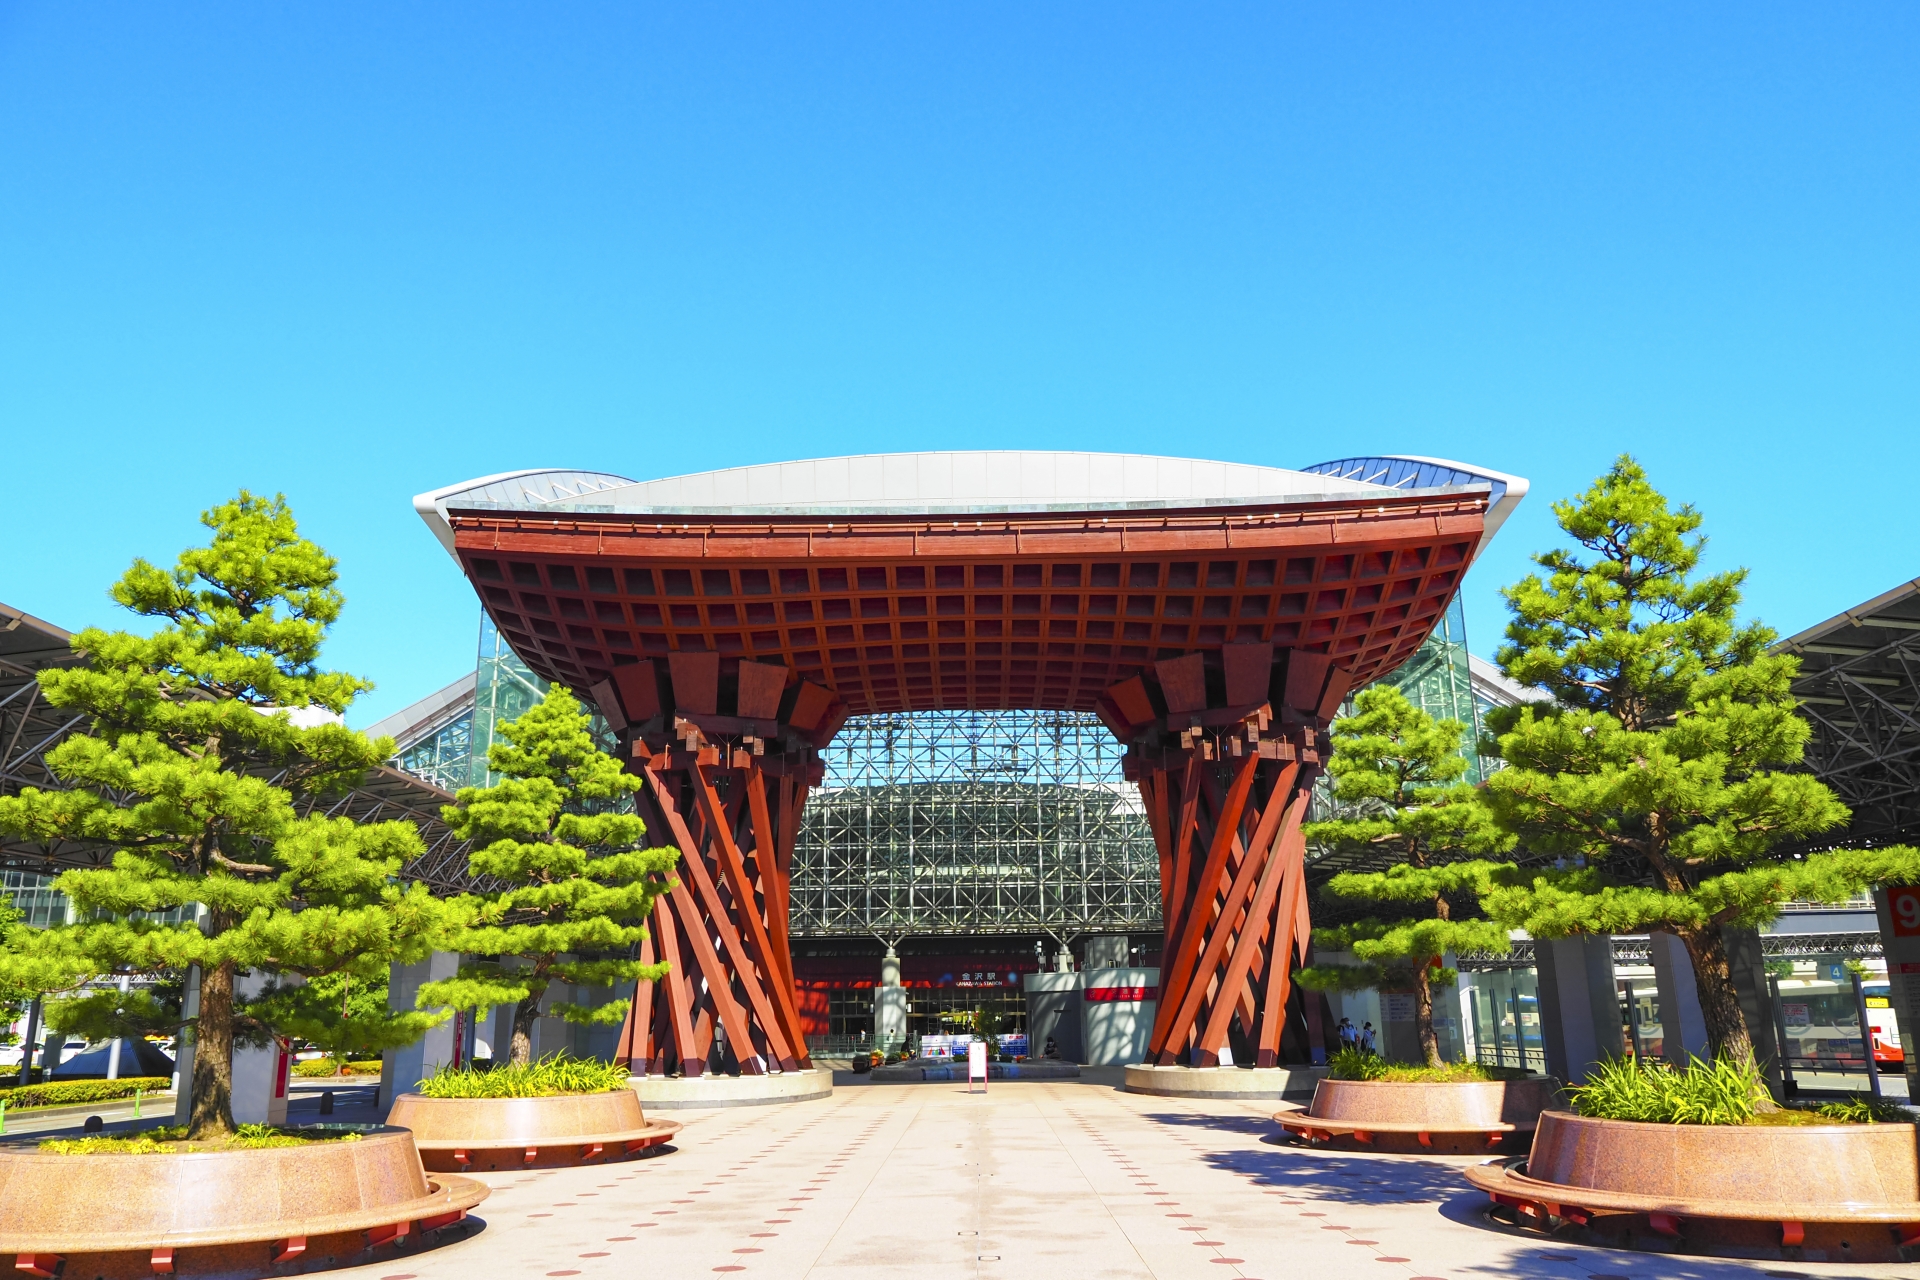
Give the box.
[412,469,635,560]
[1386,455,1530,557]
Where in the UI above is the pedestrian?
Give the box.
[1360,1022,1377,1054]
[1336,1017,1356,1050]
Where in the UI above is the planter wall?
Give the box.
[1277,1076,1564,1154]
[0,1125,485,1277]
[387,1090,679,1171]
[1466,1110,1920,1263]
[1524,1109,1920,1209]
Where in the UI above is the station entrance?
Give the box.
[414,451,1524,1076]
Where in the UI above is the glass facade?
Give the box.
[470,612,551,788]
[1377,595,1485,783]
[790,710,1161,939]
[1462,968,1546,1072]
[2,871,69,929]
[393,708,474,793]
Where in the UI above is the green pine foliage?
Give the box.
[416,1051,630,1098]
[1299,686,1514,1068]
[417,686,678,1065]
[1477,458,1916,1070]
[248,969,439,1070]
[0,493,457,1137]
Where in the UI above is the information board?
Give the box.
[968,1040,988,1092]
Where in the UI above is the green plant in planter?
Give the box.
[1326,1046,1389,1080]
[1570,1055,1772,1125]
[1299,686,1514,1068]
[417,1051,630,1098]
[1809,1095,1914,1124]
[1324,1046,1519,1083]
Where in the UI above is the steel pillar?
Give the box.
[1103,642,1346,1068]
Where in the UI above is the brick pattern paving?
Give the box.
[349,1081,1904,1280]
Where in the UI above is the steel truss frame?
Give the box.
[1781,585,1920,846]
[790,709,1160,938]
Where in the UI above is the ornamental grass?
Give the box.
[1324,1047,1526,1083]
[40,1123,365,1155]
[416,1052,630,1099]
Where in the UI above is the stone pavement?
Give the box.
[336,1075,1920,1280]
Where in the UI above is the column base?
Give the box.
[631,1068,833,1109]
[1121,1063,1324,1101]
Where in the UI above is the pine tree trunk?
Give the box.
[510,992,541,1066]
[1677,925,1756,1067]
[1414,962,1442,1069]
[189,960,237,1139]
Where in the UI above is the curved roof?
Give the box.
[416,450,1525,555]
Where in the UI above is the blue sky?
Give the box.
[3,4,1915,727]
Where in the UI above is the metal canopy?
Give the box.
[1778,577,1920,846]
[0,600,475,894]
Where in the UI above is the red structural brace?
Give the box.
[1104,642,1344,1068]
[608,652,834,1077]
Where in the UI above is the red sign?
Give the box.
[1889,886,1920,938]
[1084,986,1158,1003]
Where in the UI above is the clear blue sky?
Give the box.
[3,4,1915,727]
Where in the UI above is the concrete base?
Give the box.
[631,1068,833,1109]
[1122,1063,1322,1100]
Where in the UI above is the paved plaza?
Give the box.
[321,1074,1920,1280]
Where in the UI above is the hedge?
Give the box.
[291,1059,383,1077]
[0,1077,172,1110]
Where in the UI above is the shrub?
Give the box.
[416,1052,629,1099]
[1326,1047,1389,1081]
[1324,1048,1517,1083]
[291,1058,382,1077]
[0,1076,172,1111]
[1569,1056,1770,1125]
[39,1123,364,1154]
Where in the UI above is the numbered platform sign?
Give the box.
[968,1040,988,1093]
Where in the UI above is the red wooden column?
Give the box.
[598,653,845,1077]
[1099,642,1352,1069]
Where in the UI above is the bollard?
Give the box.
[320,1090,335,1116]
[1,1099,8,1134]
[133,1087,142,1119]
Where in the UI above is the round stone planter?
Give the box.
[386,1090,680,1172]
[1275,1076,1565,1154]
[0,1124,486,1278]
[1465,1110,1920,1263]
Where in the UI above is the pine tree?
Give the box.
[0,493,454,1136]
[1478,457,1902,1070]
[418,686,676,1066]
[249,969,438,1073]
[1299,686,1514,1068]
